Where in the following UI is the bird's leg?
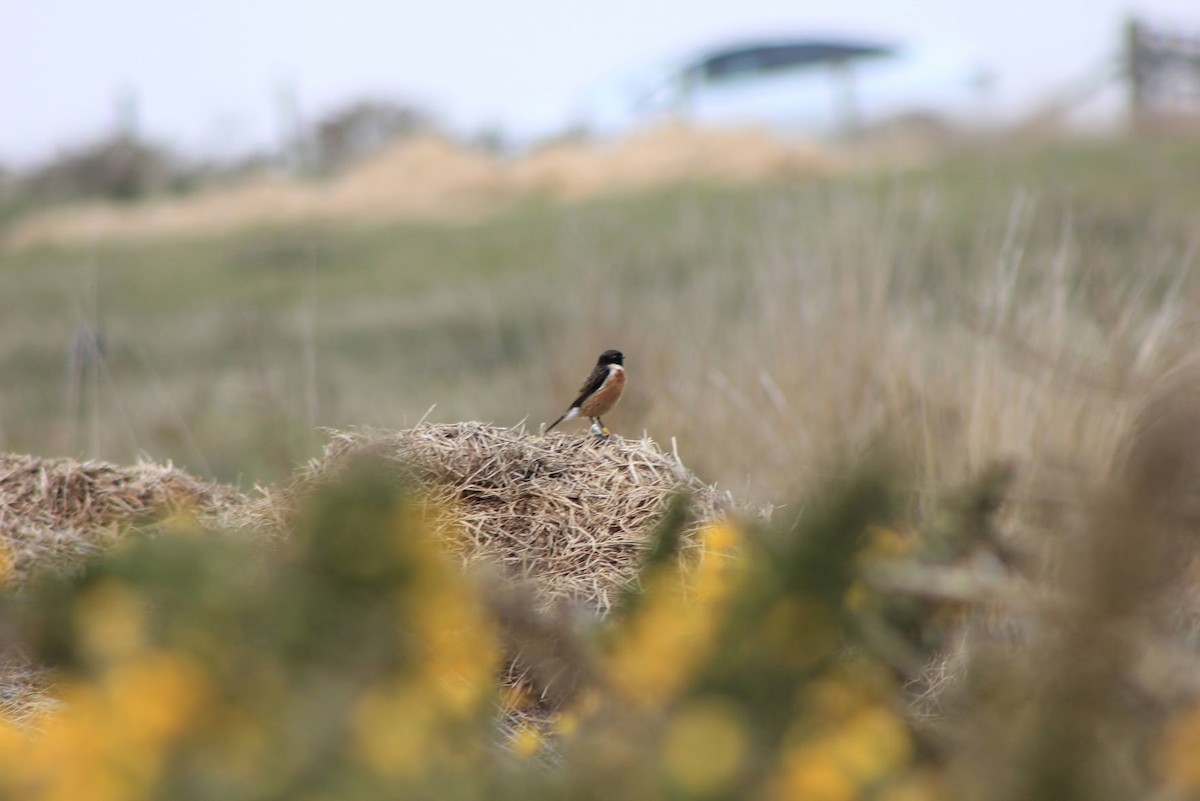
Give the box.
[591,417,610,438]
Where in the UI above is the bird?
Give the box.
[546,349,626,437]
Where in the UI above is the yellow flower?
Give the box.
[22,650,209,801]
[511,725,544,759]
[74,580,148,665]
[412,583,500,713]
[605,586,705,704]
[383,502,501,715]
[699,521,742,556]
[354,680,436,778]
[605,521,746,705]
[829,707,913,785]
[764,675,913,801]
[844,580,870,612]
[859,526,915,562]
[1157,703,1200,790]
[552,711,579,739]
[804,664,893,721]
[103,650,211,747]
[765,739,859,801]
[157,507,200,537]
[553,690,600,739]
[877,770,948,801]
[806,673,874,722]
[662,698,748,795]
[0,543,15,586]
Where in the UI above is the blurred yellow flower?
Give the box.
[379,502,501,715]
[1157,702,1200,790]
[0,543,15,586]
[511,725,544,759]
[605,521,745,705]
[765,739,859,801]
[74,580,148,665]
[859,526,915,563]
[103,650,211,747]
[158,507,200,537]
[15,650,210,801]
[662,698,748,794]
[765,673,913,801]
[806,673,875,722]
[876,769,948,801]
[829,707,912,784]
[805,664,893,720]
[552,710,580,739]
[412,583,500,713]
[553,690,600,739]
[354,680,436,778]
[699,521,742,556]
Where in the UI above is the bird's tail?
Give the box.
[545,407,578,433]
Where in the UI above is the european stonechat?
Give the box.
[546,349,626,437]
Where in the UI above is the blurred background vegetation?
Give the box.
[2,15,1200,794]
[1,129,1198,505]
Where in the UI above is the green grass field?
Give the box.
[2,135,1198,505]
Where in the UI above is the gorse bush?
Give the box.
[0,459,915,800]
[1,453,1199,800]
[0,460,500,800]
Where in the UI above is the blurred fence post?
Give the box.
[831,60,861,137]
[1124,15,1200,130]
[1124,17,1148,130]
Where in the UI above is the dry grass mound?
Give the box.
[0,453,243,584]
[2,126,837,249]
[261,423,735,612]
[0,454,246,723]
[511,124,836,199]
[1,424,736,612]
[0,426,735,727]
[326,135,508,220]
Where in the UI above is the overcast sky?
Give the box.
[3,0,1197,164]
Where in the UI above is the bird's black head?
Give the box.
[597,349,624,366]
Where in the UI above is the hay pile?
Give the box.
[264,424,734,612]
[0,453,243,584]
[0,454,246,724]
[0,427,734,727]
[1,425,733,606]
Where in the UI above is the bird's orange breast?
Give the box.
[579,365,625,417]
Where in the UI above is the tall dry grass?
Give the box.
[0,137,1196,518]
[543,178,1198,516]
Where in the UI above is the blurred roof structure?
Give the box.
[684,40,896,84]
[574,34,985,139]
